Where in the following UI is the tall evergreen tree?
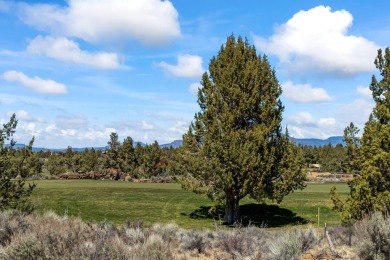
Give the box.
[332,48,390,221]
[118,136,136,173]
[342,122,361,174]
[181,35,305,224]
[105,132,121,170]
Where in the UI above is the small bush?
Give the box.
[138,233,173,260]
[267,227,318,260]
[215,227,264,259]
[123,227,145,245]
[0,211,30,247]
[180,230,207,254]
[148,223,178,241]
[3,235,44,259]
[354,211,390,260]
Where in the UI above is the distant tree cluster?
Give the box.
[300,144,347,173]
[41,133,181,180]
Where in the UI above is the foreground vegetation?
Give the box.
[0,210,388,259]
[29,180,349,229]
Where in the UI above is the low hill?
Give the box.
[291,136,344,147]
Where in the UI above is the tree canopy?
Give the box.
[181,35,305,224]
[332,48,390,221]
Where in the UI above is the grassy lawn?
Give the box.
[29,180,349,229]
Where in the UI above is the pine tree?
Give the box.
[181,35,305,224]
[332,48,390,221]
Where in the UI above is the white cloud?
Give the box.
[189,82,201,95]
[254,6,379,77]
[158,55,204,78]
[282,81,332,103]
[6,110,45,123]
[18,122,42,138]
[286,112,338,138]
[169,120,188,134]
[19,0,180,46]
[2,70,67,94]
[141,120,155,130]
[318,117,336,127]
[287,112,316,126]
[27,36,121,69]
[45,124,57,133]
[60,129,76,137]
[356,86,372,99]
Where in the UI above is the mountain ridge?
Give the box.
[5,136,344,152]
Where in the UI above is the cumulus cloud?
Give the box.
[18,0,180,45]
[318,117,336,127]
[286,112,316,126]
[27,36,121,69]
[6,110,45,123]
[254,6,379,77]
[169,120,189,134]
[141,120,155,130]
[188,82,201,95]
[356,86,372,99]
[158,55,204,78]
[282,81,332,103]
[286,111,339,138]
[2,70,67,94]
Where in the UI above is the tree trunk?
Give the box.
[224,190,240,225]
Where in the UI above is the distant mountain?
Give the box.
[4,136,344,152]
[291,136,344,147]
[160,140,183,149]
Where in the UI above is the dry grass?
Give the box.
[5,209,388,259]
[0,210,326,260]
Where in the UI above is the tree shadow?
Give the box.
[239,203,309,227]
[185,203,309,228]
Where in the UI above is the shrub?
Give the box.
[3,235,44,259]
[354,211,390,260]
[267,227,318,260]
[137,233,173,260]
[215,227,265,259]
[180,230,207,254]
[0,211,30,247]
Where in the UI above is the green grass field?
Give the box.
[29,180,349,229]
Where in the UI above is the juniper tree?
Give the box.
[0,114,36,212]
[332,48,390,221]
[181,35,305,224]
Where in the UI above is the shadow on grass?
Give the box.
[185,203,309,227]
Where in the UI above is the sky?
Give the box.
[0,0,389,148]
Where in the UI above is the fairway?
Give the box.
[30,180,349,229]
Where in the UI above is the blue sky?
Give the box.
[0,0,389,148]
